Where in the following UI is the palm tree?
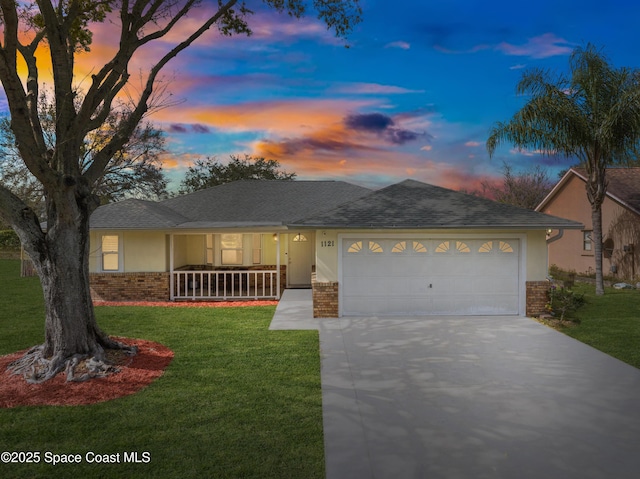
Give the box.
[487,44,640,295]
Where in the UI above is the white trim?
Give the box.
[169,233,175,300]
[338,233,527,317]
[276,233,281,299]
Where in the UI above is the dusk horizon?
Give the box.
[5,0,640,193]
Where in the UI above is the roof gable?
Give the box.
[293,179,582,229]
[537,167,640,215]
[599,168,640,214]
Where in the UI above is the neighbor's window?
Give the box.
[221,233,243,265]
[252,234,262,264]
[583,231,593,251]
[101,235,120,271]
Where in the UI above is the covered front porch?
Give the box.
[169,230,314,301]
[172,265,284,300]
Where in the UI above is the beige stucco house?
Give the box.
[89,179,581,317]
[536,168,640,280]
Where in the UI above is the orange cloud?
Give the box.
[158,152,189,170]
[152,98,375,136]
[249,110,427,164]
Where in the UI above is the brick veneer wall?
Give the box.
[90,273,170,302]
[312,273,339,318]
[526,280,549,317]
[90,265,285,302]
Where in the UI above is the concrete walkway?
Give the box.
[269,289,318,330]
[270,290,640,479]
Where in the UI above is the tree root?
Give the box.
[7,339,138,384]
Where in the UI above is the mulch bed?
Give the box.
[93,300,279,307]
[0,300,278,408]
[0,338,174,409]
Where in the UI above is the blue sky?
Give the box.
[35,1,640,190]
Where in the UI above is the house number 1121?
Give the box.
[321,240,335,247]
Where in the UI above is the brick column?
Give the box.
[312,273,339,318]
[526,281,549,317]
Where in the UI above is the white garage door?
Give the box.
[341,237,521,316]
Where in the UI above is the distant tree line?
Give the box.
[480,162,554,210]
[179,154,296,194]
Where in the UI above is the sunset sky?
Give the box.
[14,1,640,191]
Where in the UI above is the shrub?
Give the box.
[0,230,21,250]
[547,285,586,322]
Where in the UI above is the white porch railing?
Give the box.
[172,270,279,300]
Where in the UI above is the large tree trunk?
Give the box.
[585,164,607,296]
[591,204,605,296]
[8,187,136,383]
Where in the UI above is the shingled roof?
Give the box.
[536,167,640,216]
[290,179,583,229]
[91,178,582,231]
[90,198,190,229]
[573,167,640,214]
[90,180,371,229]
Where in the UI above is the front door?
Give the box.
[288,232,314,287]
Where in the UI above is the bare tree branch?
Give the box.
[84,0,242,184]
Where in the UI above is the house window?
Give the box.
[479,241,494,253]
[499,241,514,253]
[436,241,470,254]
[101,235,120,271]
[393,241,427,253]
[347,241,363,253]
[221,233,243,265]
[583,231,593,251]
[455,241,471,253]
[412,241,427,253]
[368,241,383,253]
[252,234,262,264]
[346,240,383,253]
[435,241,450,253]
[293,234,308,242]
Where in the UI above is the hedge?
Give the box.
[0,229,21,250]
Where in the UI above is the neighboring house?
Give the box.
[536,168,640,280]
[89,178,582,317]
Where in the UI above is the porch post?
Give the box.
[276,232,281,299]
[169,233,175,300]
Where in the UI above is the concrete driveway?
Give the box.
[270,291,640,479]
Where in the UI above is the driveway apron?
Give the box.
[319,315,640,479]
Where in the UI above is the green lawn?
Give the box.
[559,283,640,369]
[0,260,324,479]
